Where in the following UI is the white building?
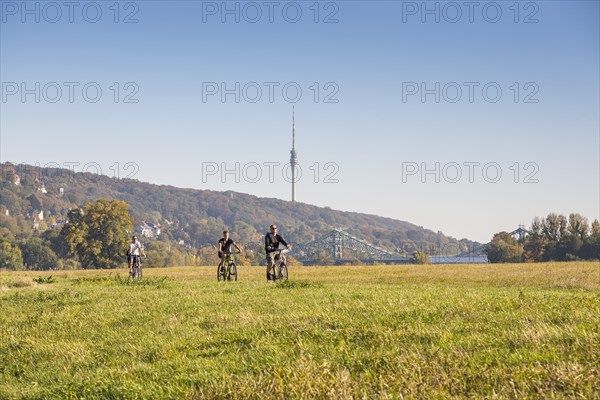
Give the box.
[139,222,161,238]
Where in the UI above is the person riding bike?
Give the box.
[127,235,146,274]
[265,224,289,280]
[218,230,242,269]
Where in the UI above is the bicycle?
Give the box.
[218,251,239,282]
[271,248,289,281]
[129,255,143,279]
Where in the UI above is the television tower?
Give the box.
[290,106,298,203]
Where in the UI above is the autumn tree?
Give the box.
[523,217,546,261]
[581,219,600,260]
[0,239,24,270]
[61,199,133,269]
[486,232,524,263]
[523,214,599,261]
[412,251,430,264]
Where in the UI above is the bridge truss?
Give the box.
[290,229,409,265]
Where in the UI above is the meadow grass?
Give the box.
[1,262,598,399]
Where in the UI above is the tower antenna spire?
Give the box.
[290,106,298,203]
[292,106,295,150]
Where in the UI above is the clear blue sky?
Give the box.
[1,0,599,242]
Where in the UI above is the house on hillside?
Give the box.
[139,222,161,239]
[32,210,44,230]
[51,217,67,229]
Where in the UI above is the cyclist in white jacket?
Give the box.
[127,235,146,273]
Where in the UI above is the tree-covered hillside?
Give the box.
[1,163,478,268]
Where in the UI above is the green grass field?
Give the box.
[1,263,598,399]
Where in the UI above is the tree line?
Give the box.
[486,213,600,263]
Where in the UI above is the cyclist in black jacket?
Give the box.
[218,230,242,270]
[265,224,289,280]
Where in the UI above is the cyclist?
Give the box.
[218,230,242,269]
[265,224,290,280]
[127,235,146,275]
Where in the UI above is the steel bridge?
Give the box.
[290,226,529,264]
[290,229,410,265]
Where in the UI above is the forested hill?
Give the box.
[0,163,477,253]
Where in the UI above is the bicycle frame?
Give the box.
[129,255,143,279]
[273,249,288,265]
[218,251,239,281]
[271,248,289,280]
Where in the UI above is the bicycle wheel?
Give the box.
[217,264,226,281]
[278,262,288,281]
[227,262,237,281]
[134,258,143,279]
